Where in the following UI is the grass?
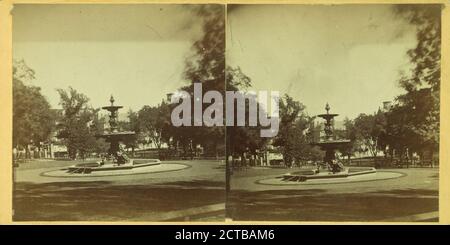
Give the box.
[13,160,226,221]
[14,180,225,221]
[228,189,438,221]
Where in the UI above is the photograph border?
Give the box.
[0,0,448,225]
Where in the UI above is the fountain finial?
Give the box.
[110,95,115,106]
[325,103,330,114]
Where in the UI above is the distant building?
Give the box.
[37,109,68,158]
[166,93,173,102]
[382,101,392,111]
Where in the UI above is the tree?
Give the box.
[168,5,226,159]
[383,88,438,165]
[352,111,387,164]
[89,110,109,155]
[226,66,252,89]
[272,94,313,167]
[396,5,441,92]
[137,103,172,155]
[387,5,441,165]
[118,110,142,155]
[184,5,225,90]
[13,60,55,158]
[335,118,358,162]
[56,87,98,159]
[226,65,257,162]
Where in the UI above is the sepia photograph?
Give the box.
[3,1,446,225]
[226,4,441,222]
[12,4,226,221]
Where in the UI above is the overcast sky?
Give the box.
[14,4,420,120]
[226,4,418,119]
[13,4,204,111]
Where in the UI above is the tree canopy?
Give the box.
[13,60,55,152]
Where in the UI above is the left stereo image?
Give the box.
[12,4,226,222]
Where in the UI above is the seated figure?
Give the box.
[99,154,106,166]
[329,159,344,173]
[116,151,130,165]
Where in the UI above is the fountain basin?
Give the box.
[41,160,190,177]
[282,167,376,182]
[257,168,404,185]
[67,159,161,174]
[312,139,351,148]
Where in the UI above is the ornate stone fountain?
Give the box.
[314,103,351,173]
[281,103,376,182]
[99,95,135,161]
[65,96,161,174]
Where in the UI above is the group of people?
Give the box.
[98,150,130,166]
[315,157,346,174]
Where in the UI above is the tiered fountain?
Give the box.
[314,103,351,173]
[281,103,376,182]
[65,96,161,174]
[100,95,136,159]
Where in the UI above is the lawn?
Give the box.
[13,160,226,221]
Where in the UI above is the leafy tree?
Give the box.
[396,5,441,92]
[13,60,55,157]
[56,87,97,159]
[226,66,256,161]
[88,110,109,155]
[138,103,171,154]
[335,117,358,162]
[272,94,313,167]
[384,5,442,164]
[383,88,438,164]
[168,5,226,159]
[13,59,35,83]
[226,66,252,89]
[117,110,142,155]
[184,5,225,90]
[352,111,387,164]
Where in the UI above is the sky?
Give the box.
[13,4,420,120]
[13,4,205,112]
[226,4,418,119]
